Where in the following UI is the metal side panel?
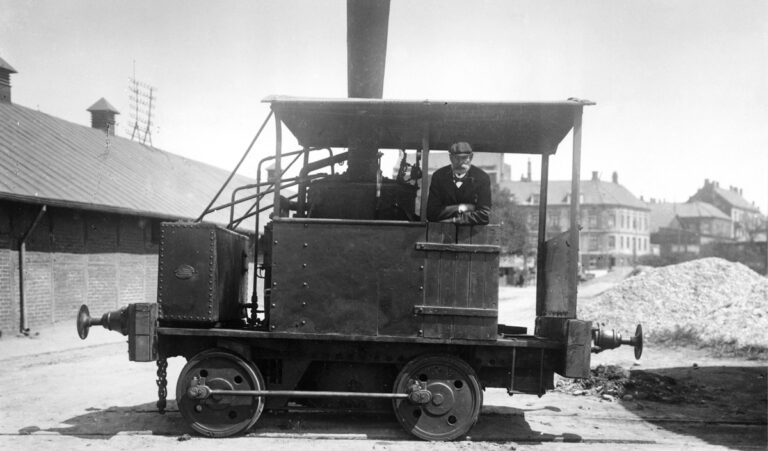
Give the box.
[269,220,424,336]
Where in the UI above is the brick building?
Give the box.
[501,171,651,269]
[0,60,254,335]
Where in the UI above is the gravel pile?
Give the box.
[579,258,768,350]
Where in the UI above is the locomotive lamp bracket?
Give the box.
[591,323,643,360]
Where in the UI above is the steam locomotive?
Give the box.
[76,96,642,440]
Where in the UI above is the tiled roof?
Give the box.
[713,186,759,212]
[647,201,730,232]
[0,102,258,229]
[500,179,648,210]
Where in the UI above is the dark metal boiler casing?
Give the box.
[158,222,249,323]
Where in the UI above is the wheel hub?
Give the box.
[422,381,454,415]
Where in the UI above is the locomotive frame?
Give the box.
[77,96,641,441]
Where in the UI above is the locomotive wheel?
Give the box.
[392,354,482,441]
[176,349,265,437]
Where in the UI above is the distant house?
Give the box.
[688,179,763,241]
[501,171,651,269]
[0,59,256,335]
[647,201,732,258]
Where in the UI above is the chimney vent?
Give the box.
[612,171,618,184]
[0,56,18,103]
[591,171,599,181]
[87,98,120,135]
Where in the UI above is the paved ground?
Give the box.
[0,280,765,450]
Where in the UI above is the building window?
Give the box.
[588,212,597,228]
[589,235,598,251]
[608,235,616,249]
[620,236,624,249]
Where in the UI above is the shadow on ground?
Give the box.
[562,364,767,451]
[24,400,581,443]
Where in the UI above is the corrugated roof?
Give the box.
[0,102,258,230]
[500,179,648,210]
[647,201,730,233]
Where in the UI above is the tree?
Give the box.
[491,184,530,255]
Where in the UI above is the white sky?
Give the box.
[1,0,766,212]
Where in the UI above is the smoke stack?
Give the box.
[347,0,390,99]
[345,0,391,186]
[591,171,599,181]
[87,98,120,135]
[0,56,17,103]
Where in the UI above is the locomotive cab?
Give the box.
[76,96,642,441]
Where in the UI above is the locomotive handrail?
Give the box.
[271,217,425,226]
[196,111,273,223]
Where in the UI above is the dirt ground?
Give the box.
[0,275,765,450]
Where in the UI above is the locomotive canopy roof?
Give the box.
[264,96,590,155]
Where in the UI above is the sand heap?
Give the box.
[578,258,768,350]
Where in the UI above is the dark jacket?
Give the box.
[426,165,491,225]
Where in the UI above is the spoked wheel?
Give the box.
[176,349,265,437]
[392,354,483,441]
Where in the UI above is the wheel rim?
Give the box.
[176,349,265,437]
[392,355,482,441]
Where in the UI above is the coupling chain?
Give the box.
[156,357,168,414]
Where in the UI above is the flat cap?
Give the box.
[449,141,473,155]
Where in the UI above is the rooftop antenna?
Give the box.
[127,61,157,146]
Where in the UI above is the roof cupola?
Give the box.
[0,56,18,103]
[87,98,120,135]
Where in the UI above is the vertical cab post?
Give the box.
[419,122,430,221]
[535,104,592,378]
[272,110,283,218]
